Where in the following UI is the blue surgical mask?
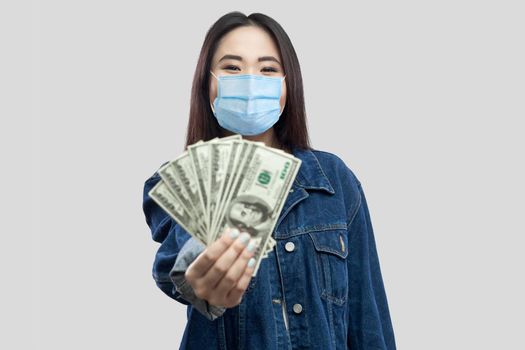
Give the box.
[210,71,286,136]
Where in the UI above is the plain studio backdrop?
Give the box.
[2,1,524,349]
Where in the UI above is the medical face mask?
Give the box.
[210,71,286,136]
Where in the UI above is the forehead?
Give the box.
[212,26,281,63]
[231,201,247,208]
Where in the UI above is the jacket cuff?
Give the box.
[169,237,227,321]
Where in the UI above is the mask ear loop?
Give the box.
[210,70,219,114]
[278,75,286,115]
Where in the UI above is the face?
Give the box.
[229,202,264,227]
[209,25,287,115]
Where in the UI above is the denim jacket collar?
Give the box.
[291,147,335,195]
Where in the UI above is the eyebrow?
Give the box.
[218,54,281,65]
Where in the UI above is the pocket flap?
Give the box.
[308,229,348,259]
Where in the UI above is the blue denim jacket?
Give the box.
[143,147,396,349]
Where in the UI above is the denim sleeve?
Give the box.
[169,237,226,321]
[142,172,226,320]
[346,182,396,349]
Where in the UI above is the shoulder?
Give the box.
[310,148,362,188]
[143,161,169,187]
[310,148,364,220]
[142,161,169,213]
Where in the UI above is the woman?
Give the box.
[142,11,396,349]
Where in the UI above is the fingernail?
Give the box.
[229,228,240,239]
[239,232,251,246]
[247,257,256,268]
[247,240,257,252]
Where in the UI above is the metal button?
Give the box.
[285,241,295,252]
[292,303,303,314]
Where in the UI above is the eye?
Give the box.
[223,65,240,71]
[262,67,278,73]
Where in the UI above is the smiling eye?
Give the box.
[262,67,278,73]
[224,65,240,71]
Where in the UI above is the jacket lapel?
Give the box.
[274,148,336,232]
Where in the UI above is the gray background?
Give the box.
[4,0,524,349]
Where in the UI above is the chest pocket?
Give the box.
[308,229,349,305]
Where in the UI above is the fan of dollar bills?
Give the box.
[148,134,302,276]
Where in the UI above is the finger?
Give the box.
[201,232,252,288]
[225,257,256,304]
[214,239,258,295]
[186,227,240,279]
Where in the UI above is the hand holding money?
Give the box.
[184,227,258,308]
[148,134,301,276]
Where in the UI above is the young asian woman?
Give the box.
[142,11,396,350]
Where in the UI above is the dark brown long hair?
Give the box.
[185,11,311,151]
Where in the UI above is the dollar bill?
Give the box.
[158,152,207,234]
[207,140,238,241]
[164,152,208,233]
[209,140,246,240]
[148,180,207,245]
[188,142,211,228]
[212,142,301,276]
